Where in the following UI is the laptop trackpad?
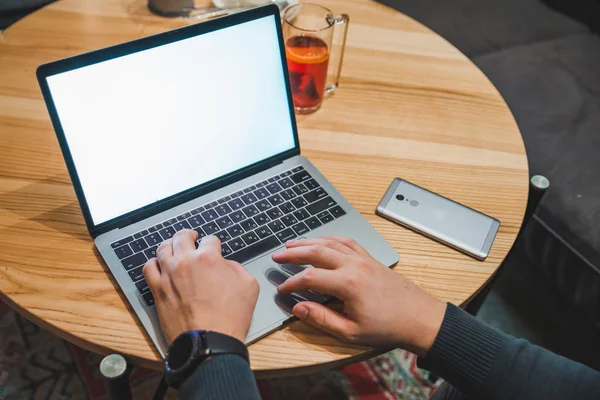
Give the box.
[265,266,328,305]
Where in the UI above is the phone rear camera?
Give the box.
[396,194,405,201]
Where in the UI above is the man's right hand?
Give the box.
[273,237,446,357]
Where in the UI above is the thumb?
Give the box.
[293,302,357,342]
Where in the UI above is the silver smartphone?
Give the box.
[376,178,500,260]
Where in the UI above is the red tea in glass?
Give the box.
[285,36,330,110]
[283,4,349,114]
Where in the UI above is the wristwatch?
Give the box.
[164,330,249,388]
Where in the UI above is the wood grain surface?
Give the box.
[0,0,529,377]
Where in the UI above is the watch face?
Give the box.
[165,331,249,388]
[168,333,195,370]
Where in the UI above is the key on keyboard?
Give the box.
[159,226,176,239]
[114,244,133,259]
[130,238,148,253]
[227,225,244,238]
[226,236,281,264]
[242,205,259,218]
[279,202,295,214]
[276,228,296,243]
[318,211,335,224]
[173,221,191,231]
[201,209,219,222]
[268,194,284,206]
[111,236,133,249]
[148,224,162,233]
[202,222,220,235]
[242,232,260,245]
[228,198,244,210]
[268,219,286,232]
[121,253,146,271]
[293,184,309,195]
[177,212,191,221]
[306,197,337,215]
[133,230,148,239]
[266,208,283,219]
[188,215,205,228]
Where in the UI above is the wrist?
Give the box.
[210,327,247,344]
[177,317,248,344]
[402,299,446,357]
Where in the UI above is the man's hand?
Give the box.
[142,230,259,344]
[273,237,446,357]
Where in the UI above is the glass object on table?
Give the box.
[148,0,291,18]
[283,3,349,114]
[212,0,276,8]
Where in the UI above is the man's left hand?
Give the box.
[143,230,259,344]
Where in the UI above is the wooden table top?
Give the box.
[0,0,528,377]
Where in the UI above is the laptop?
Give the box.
[36,4,399,356]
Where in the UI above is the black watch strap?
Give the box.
[165,330,249,389]
[203,331,249,362]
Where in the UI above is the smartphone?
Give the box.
[376,178,500,260]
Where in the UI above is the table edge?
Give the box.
[0,0,531,373]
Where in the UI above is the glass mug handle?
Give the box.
[325,14,350,95]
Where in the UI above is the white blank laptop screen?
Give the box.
[46,16,296,225]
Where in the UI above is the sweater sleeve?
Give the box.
[179,355,261,400]
[430,382,467,400]
[419,303,600,400]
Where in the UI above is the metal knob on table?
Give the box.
[100,354,133,400]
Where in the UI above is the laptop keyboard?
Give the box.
[110,166,346,307]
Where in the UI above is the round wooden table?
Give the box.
[0,0,528,378]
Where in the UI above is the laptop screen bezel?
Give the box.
[36,4,300,238]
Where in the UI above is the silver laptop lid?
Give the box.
[37,5,299,236]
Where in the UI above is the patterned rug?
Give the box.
[0,300,440,399]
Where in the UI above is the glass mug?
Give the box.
[283,4,349,114]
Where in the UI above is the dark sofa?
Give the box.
[379,0,600,349]
[0,0,55,31]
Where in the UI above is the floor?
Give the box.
[476,241,600,372]
[0,300,440,399]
